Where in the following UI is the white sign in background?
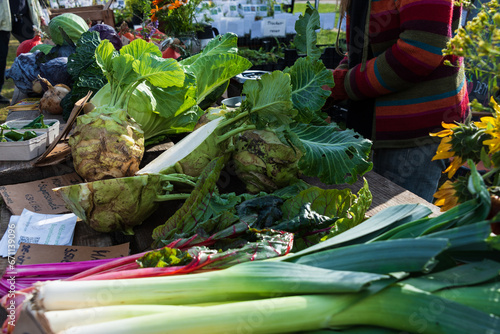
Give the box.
[261,19,286,37]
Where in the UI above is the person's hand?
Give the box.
[322,69,349,110]
[330,69,348,101]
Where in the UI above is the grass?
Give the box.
[0,37,19,124]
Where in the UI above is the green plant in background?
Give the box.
[237,45,284,66]
[126,0,152,22]
[150,0,205,36]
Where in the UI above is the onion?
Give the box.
[38,76,71,115]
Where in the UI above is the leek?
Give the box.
[42,305,199,333]
[49,287,500,334]
[33,261,387,311]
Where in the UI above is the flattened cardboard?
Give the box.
[14,242,130,265]
[0,173,83,215]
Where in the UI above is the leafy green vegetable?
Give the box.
[294,2,322,60]
[61,31,107,120]
[291,123,373,185]
[138,71,297,177]
[91,33,251,142]
[286,57,334,123]
[137,248,193,268]
[69,38,186,181]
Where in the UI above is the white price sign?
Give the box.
[262,19,286,37]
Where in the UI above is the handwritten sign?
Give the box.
[15,243,130,265]
[0,173,82,215]
[262,19,286,37]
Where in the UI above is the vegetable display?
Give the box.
[69,38,185,181]
[7,5,500,334]
[90,33,252,143]
[6,166,499,333]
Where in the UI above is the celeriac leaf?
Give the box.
[291,123,372,185]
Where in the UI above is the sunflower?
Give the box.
[476,98,500,156]
[433,177,474,211]
[430,121,491,178]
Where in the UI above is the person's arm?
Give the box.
[344,0,460,101]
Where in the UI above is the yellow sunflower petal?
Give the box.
[441,122,459,129]
[429,129,453,137]
[444,157,464,179]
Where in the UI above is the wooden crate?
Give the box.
[49,4,115,27]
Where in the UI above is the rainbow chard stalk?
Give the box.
[69,39,185,182]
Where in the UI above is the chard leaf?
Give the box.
[243,71,296,128]
[95,39,117,81]
[285,57,334,123]
[294,2,321,60]
[281,184,371,225]
[151,155,229,248]
[200,229,294,269]
[291,123,373,185]
[137,248,193,268]
[135,54,185,88]
[274,203,338,251]
[180,33,239,66]
[278,181,371,250]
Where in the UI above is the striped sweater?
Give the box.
[340,0,469,149]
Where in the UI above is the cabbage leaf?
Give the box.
[291,122,373,185]
[285,57,334,123]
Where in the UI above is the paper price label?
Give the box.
[262,19,286,37]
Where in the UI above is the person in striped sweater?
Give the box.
[328,0,470,202]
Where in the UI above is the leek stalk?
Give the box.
[41,305,199,333]
[51,287,500,334]
[34,261,387,311]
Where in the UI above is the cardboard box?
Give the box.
[0,131,47,161]
[3,119,60,147]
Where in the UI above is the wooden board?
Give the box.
[49,5,115,26]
